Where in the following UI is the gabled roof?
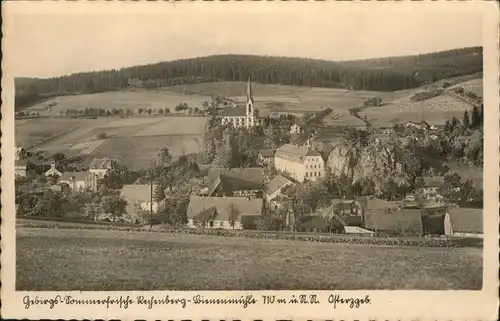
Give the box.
[208,173,264,197]
[265,175,293,195]
[60,171,88,182]
[119,184,153,203]
[207,167,264,185]
[364,209,423,234]
[259,148,276,158]
[356,196,401,210]
[187,196,263,221]
[275,144,321,164]
[448,208,483,234]
[89,158,116,170]
[298,215,329,230]
[220,106,247,117]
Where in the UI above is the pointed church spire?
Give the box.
[246,77,253,103]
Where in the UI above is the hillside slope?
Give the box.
[15,47,482,109]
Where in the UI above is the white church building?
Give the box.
[220,78,259,128]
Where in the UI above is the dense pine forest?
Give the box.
[15,47,482,109]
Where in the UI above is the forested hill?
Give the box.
[15,46,482,109]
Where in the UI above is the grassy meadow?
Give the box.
[16,116,207,169]
[360,92,475,128]
[16,227,483,291]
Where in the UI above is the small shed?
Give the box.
[444,208,483,238]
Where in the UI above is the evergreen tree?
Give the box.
[462,110,470,129]
[450,116,460,132]
[470,105,480,129]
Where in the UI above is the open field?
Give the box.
[89,135,204,170]
[16,227,482,291]
[360,93,474,128]
[16,117,207,169]
[449,78,483,98]
[24,90,211,117]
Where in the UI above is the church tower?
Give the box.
[245,77,255,128]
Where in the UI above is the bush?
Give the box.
[97,133,107,139]
[410,88,444,102]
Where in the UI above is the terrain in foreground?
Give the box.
[16,228,483,291]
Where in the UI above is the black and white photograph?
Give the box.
[1,1,499,320]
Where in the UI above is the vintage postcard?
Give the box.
[1,1,499,320]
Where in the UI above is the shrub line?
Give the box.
[17,222,482,248]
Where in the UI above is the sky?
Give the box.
[5,2,484,78]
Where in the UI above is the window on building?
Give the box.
[305,172,308,177]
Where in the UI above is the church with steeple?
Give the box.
[220,78,259,128]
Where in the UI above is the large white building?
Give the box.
[274,144,325,183]
[220,78,258,128]
[87,157,117,192]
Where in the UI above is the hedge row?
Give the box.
[18,221,480,248]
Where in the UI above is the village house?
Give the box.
[89,157,117,176]
[264,175,294,210]
[59,172,89,191]
[87,157,117,192]
[220,78,259,128]
[258,148,276,166]
[313,202,371,234]
[15,159,28,178]
[416,176,445,201]
[44,160,62,177]
[405,121,431,131]
[290,123,303,135]
[186,195,263,230]
[16,146,27,160]
[207,167,264,198]
[443,207,483,238]
[120,184,163,215]
[274,144,325,183]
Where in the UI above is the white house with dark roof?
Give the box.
[258,148,276,166]
[220,78,259,128]
[274,144,325,182]
[60,171,89,191]
[15,159,28,178]
[89,157,117,177]
[416,176,446,201]
[87,157,117,192]
[187,195,263,229]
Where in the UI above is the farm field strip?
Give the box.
[16,228,483,291]
[133,117,208,136]
[88,135,204,170]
